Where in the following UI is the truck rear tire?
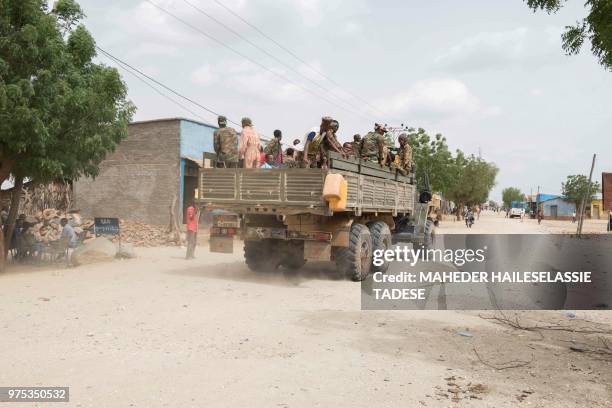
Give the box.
[244,240,280,272]
[336,223,372,282]
[368,221,392,273]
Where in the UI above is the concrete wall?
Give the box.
[75,119,181,225]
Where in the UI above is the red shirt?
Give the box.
[186,206,198,232]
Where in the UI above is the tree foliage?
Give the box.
[0,0,135,184]
[502,187,524,208]
[0,0,135,267]
[562,174,600,207]
[405,127,498,213]
[405,128,455,195]
[525,0,612,70]
[445,154,499,211]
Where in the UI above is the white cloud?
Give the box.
[435,27,563,71]
[530,88,543,96]
[190,64,215,86]
[376,79,500,119]
[342,21,362,35]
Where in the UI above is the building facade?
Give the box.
[74,118,217,225]
[541,197,576,220]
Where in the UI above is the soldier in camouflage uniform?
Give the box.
[360,123,386,163]
[395,133,413,176]
[213,115,239,168]
[264,129,283,165]
[318,119,345,168]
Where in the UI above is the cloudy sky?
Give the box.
[76,0,611,201]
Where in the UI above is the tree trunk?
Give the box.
[4,176,24,261]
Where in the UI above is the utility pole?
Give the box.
[577,154,596,237]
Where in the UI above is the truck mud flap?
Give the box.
[304,241,331,261]
[210,236,234,253]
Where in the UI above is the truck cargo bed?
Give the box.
[199,166,416,216]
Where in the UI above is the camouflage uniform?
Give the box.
[396,143,413,176]
[264,138,282,161]
[213,123,239,168]
[360,131,385,163]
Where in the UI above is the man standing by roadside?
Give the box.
[185,200,199,260]
[213,115,238,168]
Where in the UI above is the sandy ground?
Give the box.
[439,210,609,234]
[0,212,610,407]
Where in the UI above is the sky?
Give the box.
[75,0,611,202]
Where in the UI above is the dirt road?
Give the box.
[439,210,609,234]
[1,213,610,407]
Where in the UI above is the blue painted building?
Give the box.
[541,196,576,220]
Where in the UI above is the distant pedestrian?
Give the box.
[572,211,576,223]
[185,200,199,260]
[537,211,543,225]
[239,117,261,169]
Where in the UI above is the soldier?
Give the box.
[360,123,386,164]
[352,134,361,157]
[213,115,239,168]
[319,119,345,168]
[264,129,283,166]
[395,133,413,176]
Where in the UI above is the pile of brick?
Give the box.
[109,220,176,247]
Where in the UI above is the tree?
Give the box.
[0,0,135,268]
[502,187,524,208]
[446,154,499,219]
[405,128,455,195]
[525,0,612,70]
[562,174,600,209]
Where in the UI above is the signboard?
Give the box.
[603,173,612,212]
[94,217,120,236]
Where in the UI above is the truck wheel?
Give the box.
[336,223,373,281]
[367,221,392,273]
[244,240,280,272]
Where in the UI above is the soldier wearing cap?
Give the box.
[360,123,386,164]
[395,133,413,176]
[213,115,239,168]
[319,119,345,168]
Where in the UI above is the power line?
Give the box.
[209,0,390,120]
[143,0,375,123]
[96,45,240,127]
[99,51,210,123]
[181,0,377,122]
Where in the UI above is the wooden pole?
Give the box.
[577,154,596,237]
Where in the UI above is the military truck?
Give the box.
[198,151,434,281]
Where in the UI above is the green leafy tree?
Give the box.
[405,128,455,195]
[446,154,498,218]
[562,174,601,209]
[0,0,135,267]
[502,187,524,208]
[525,0,612,70]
